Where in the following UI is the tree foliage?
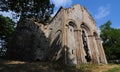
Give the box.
[0,0,54,23]
[0,15,15,41]
[0,15,15,56]
[100,20,120,61]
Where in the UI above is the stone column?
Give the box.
[64,25,68,64]
[96,38,107,64]
[75,29,86,64]
[88,35,100,64]
[74,29,81,64]
[92,36,101,64]
[64,25,77,65]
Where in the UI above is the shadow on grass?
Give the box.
[0,58,84,72]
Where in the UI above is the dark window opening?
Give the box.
[82,30,91,62]
[72,50,74,54]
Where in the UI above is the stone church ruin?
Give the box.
[7,4,107,65]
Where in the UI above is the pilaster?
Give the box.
[74,29,86,64]
[88,35,100,64]
[96,38,107,64]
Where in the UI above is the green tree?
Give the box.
[0,0,54,24]
[0,15,15,56]
[100,20,120,61]
[0,15,15,41]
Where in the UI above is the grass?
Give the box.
[76,63,98,72]
[106,64,120,72]
[0,58,78,72]
[0,58,120,72]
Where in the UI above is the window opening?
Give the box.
[82,30,91,62]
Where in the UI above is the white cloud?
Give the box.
[51,0,72,8]
[95,4,111,20]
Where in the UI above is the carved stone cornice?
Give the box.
[74,29,82,32]
[95,38,101,40]
[88,35,93,37]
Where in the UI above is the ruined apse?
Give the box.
[46,4,107,65]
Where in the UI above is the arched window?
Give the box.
[81,24,91,62]
[67,21,77,65]
[69,21,76,28]
[67,21,76,50]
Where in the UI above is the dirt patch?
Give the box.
[5,61,26,64]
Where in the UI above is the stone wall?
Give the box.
[7,18,49,61]
[49,4,108,65]
[47,8,64,61]
[7,4,107,66]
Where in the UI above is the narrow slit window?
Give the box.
[72,50,74,54]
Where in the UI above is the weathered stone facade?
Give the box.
[45,4,107,65]
[8,4,107,65]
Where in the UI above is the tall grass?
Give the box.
[76,63,98,72]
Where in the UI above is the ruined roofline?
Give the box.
[49,6,63,23]
[81,6,96,26]
[64,4,80,10]
[50,4,96,26]
[49,4,80,24]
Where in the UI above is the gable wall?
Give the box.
[82,7,98,34]
[47,9,65,61]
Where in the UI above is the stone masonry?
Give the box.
[45,4,107,65]
[8,4,107,65]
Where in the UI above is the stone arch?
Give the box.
[80,23,92,62]
[80,23,91,35]
[68,21,77,29]
[49,29,62,61]
[55,30,62,46]
[55,30,62,34]
[51,30,62,46]
[66,21,77,65]
[50,29,62,45]
[66,19,77,28]
[67,21,76,49]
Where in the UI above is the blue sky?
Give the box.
[51,0,120,28]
